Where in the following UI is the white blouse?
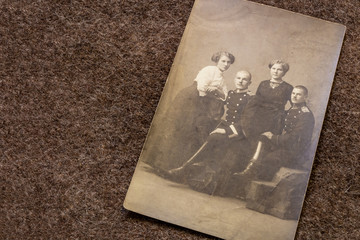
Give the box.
[194,66,228,98]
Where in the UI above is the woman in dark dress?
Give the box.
[241,60,293,141]
[221,60,293,198]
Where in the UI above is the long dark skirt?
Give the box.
[146,83,224,171]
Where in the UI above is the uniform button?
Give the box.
[228,96,231,99]
[233,116,236,118]
[285,119,287,121]
[235,110,237,112]
[240,98,242,100]
[236,104,239,106]
[227,102,229,104]
[231,122,234,124]
[294,116,297,118]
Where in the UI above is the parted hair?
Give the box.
[211,51,235,64]
[268,60,290,74]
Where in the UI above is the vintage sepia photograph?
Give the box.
[124,0,345,239]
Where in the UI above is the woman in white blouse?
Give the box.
[192,52,235,134]
[147,51,235,172]
[195,52,234,99]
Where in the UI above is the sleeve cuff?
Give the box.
[228,124,239,138]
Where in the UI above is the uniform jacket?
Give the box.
[222,89,252,138]
[270,103,315,154]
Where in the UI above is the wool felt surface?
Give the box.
[0,0,359,239]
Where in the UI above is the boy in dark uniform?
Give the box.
[233,85,315,195]
[168,71,253,194]
[210,70,253,139]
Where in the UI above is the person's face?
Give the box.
[291,88,307,104]
[216,55,232,72]
[270,63,285,80]
[234,72,251,90]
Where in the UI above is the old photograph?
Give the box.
[124,0,345,239]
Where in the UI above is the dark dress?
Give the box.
[241,80,293,141]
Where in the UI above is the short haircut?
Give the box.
[237,70,252,81]
[294,85,309,97]
[268,60,290,74]
[211,51,235,64]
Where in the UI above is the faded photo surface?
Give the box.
[124,0,345,239]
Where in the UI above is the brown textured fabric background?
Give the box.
[0,0,358,239]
